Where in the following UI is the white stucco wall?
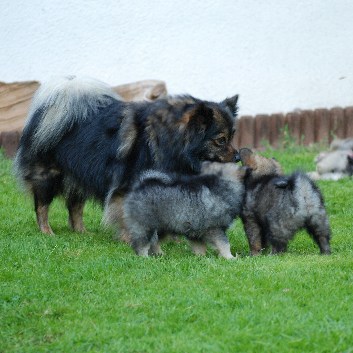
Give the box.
[1,0,352,115]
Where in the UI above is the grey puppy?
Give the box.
[105,162,246,258]
[308,138,353,180]
[239,148,331,255]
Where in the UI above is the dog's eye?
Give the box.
[214,137,227,146]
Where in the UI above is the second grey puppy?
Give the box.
[239,148,331,256]
[121,162,246,258]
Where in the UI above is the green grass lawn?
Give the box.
[1,147,352,353]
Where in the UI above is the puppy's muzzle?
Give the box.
[233,150,241,163]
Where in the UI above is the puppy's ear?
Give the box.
[221,95,239,117]
[181,103,214,129]
[239,148,253,165]
[273,177,289,188]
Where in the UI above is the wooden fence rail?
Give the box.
[233,106,353,150]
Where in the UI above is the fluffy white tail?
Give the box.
[25,75,121,152]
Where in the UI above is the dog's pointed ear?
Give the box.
[273,177,289,188]
[221,95,239,117]
[181,103,214,129]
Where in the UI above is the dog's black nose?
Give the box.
[233,151,241,163]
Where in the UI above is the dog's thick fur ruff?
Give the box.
[239,148,331,255]
[14,76,240,235]
[110,162,246,258]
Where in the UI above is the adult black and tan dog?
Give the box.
[14,76,240,236]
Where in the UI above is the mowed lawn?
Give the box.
[1,147,352,353]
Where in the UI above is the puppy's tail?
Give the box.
[22,75,121,153]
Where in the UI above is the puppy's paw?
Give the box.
[220,253,237,260]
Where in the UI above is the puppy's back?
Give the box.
[246,171,325,218]
[124,170,244,234]
[291,172,325,212]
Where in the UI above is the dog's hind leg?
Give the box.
[66,196,86,233]
[34,199,53,235]
[32,175,61,235]
[104,193,132,243]
[204,229,235,259]
[241,216,263,256]
[306,213,331,254]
